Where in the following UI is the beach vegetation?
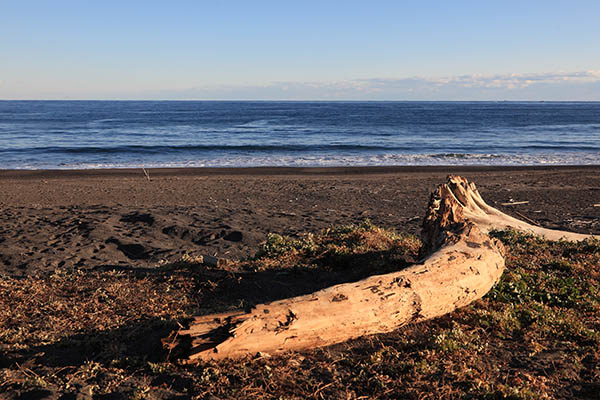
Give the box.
[251,220,420,277]
[1,226,599,398]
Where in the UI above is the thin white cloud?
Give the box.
[2,71,599,100]
[353,71,600,91]
[434,71,600,89]
[175,70,600,99]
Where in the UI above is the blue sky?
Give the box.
[1,1,599,100]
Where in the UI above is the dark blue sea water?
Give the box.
[0,101,599,169]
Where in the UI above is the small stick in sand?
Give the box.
[142,168,151,181]
[500,201,529,206]
[514,211,540,226]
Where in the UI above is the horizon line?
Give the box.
[2,99,600,103]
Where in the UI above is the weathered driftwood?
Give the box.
[439,176,594,242]
[168,176,511,361]
[168,176,596,361]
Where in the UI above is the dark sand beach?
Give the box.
[2,166,600,399]
[1,166,599,276]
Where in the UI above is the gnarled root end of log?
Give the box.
[166,176,511,362]
[420,175,506,258]
[426,175,594,243]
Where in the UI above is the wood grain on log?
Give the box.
[167,176,595,361]
[440,176,594,242]
[166,176,513,361]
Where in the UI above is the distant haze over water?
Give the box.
[0,101,599,169]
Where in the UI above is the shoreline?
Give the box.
[2,164,600,180]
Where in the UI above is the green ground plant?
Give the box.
[1,225,598,399]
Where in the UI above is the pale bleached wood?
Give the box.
[168,176,595,361]
[169,176,510,361]
[440,176,594,242]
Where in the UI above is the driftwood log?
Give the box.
[167,176,593,362]
[438,176,593,242]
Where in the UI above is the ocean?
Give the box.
[0,101,599,169]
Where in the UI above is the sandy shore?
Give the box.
[1,166,599,276]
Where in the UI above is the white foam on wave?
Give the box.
[6,152,599,170]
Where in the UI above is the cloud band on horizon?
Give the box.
[1,71,599,100]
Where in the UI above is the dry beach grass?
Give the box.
[0,166,599,399]
[1,225,599,398]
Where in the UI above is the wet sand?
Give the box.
[1,166,599,276]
